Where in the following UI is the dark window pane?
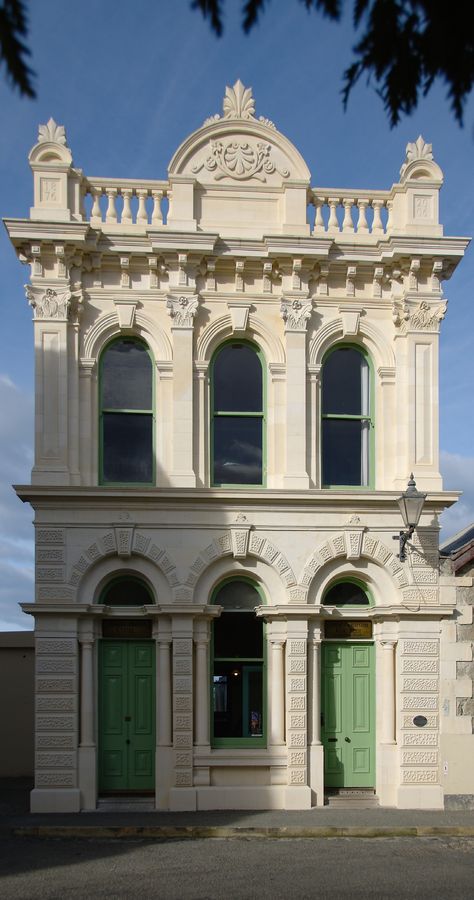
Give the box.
[214,612,263,658]
[214,344,262,412]
[322,419,369,486]
[215,580,260,611]
[323,582,369,606]
[102,578,153,606]
[213,663,263,739]
[322,348,368,416]
[102,340,152,410]
[213,416,262,484]
[103,413,153,482]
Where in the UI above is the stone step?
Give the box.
[97,797,155,812]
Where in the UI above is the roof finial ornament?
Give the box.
[400,135,433,177]
[223,79,255,120]
[201,80,276,129]
[37,118,68,146]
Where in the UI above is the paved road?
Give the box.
[1,836,473,899]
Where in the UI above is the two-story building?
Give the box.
[5,81,472,813]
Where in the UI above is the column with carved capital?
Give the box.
[269,639,285,746]
[78,633,97,810]
[194,638,210,747]
[280,298,312,488]
[167,294,199,487]
[26,283,73,484]
[380,640,397,744]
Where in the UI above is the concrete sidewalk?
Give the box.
[1,779,474,839]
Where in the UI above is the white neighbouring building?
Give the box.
[5,81,473,814]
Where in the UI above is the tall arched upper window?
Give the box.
[321,345,373,487]
[100,338,154,484]
[212,579,266,748]
[211,341,264,486]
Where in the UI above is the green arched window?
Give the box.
[99,337,154,484]
[323,579,372,607]
[212,579,266,748]
[211,341,265,486]
[321,344,374,487]
[100,576,154,606]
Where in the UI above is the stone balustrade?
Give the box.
[82,177,170,226]
[308,189,393,235]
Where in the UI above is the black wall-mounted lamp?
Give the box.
[396,474,427,562]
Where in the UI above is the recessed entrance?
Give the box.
[99,640,155,792]
[321,641,375,788]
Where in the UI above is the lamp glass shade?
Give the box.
[397,476,427,528]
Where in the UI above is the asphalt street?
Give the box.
[1,835,473,899]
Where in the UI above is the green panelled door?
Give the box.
[99,641,155,792]
[322,642,375,788]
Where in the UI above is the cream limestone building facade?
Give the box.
[5,82,472,813]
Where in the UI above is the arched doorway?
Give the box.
[321,580,375,790]
[98,577,155,793]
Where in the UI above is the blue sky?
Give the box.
[0,0,472,629]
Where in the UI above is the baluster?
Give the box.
[327,197,339,231]
[90,187,102,221]
[313,197,325,233]
[79,183,87,220]
[137,189,148,224]
[105,188,117,223]
[372,199,384,234]
[342,198,354,232]
[151,190,163,225]
[357,199,369,233]
[121,189,132,224]
[385,199,393,232]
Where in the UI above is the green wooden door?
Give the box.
[322,642,375,788]
[99,641,155,792]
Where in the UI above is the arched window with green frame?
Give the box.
[211,340,265,486]
[99,337,154,484]
[321,343,374,488]
[100,575,154,606]
[322,578,372,608]
[211,578,266,748]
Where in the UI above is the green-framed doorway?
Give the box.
[321,641,375,788]
[98,640,155,792]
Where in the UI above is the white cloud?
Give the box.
[0,376,34,630]
[439,451,474,540]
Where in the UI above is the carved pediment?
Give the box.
[168,80,310,185]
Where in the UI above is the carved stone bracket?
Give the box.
[280,298,312,331]
[166,294,199,328]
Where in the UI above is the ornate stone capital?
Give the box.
[280,298,312,331]
[166,294,199,328]
[394,299,447,333]
[26,285,72,320]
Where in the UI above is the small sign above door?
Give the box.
[325,620,373,640]
[102,618,152,639]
